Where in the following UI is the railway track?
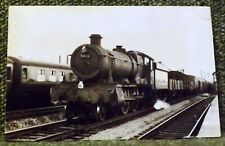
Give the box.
[5,105,66,121]
[135,96,214,139]
[5,94,213,141]
[5,107,155,141]
[5,119,72,141]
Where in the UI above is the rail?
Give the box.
[6,105,66,121]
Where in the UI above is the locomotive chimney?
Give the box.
[114,45,126,52]
[89,34,102,46]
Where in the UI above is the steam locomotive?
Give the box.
[6,56,76,110]
[50,34,212,121]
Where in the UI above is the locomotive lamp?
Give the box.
[80,46,90,59]
[81,46,87,53]
[78,80,84,89]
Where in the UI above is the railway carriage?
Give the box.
[168,71,184,98]
[151,62,169,99]
[6,56,76,110]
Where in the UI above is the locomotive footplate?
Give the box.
[115,84,148,102]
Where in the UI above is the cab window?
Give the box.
[144,57,148,65]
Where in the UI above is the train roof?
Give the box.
[7,57,14,64]
[168,70,184,79]
[128,51,154,61]
[7,56,71,70]
[169,70,183,74]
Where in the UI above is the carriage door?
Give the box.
[7,65,13,81]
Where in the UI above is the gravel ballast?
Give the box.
[85,95,207,140]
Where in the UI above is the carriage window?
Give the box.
[51,70,56,75]
[22,68,28,79]
[40,69,45,75]
[7,67,11,80]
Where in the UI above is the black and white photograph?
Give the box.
[5,6,220,141]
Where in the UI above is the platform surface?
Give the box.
[197,95,221,137]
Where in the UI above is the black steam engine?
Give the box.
[51,34,212,121]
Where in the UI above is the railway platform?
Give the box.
[197,95,221,137]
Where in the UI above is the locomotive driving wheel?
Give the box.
[121,101,130,115]
[65,103,76,122]
[96,101,107,121]
[131,100,139,112]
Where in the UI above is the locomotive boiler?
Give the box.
[71,34,148,84]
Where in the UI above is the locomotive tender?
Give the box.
[6,56,76,110]
[50,34,211,121]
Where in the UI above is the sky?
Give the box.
[8,6,215,81]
